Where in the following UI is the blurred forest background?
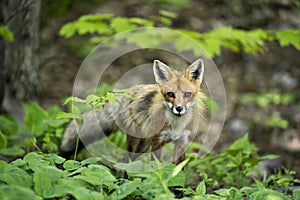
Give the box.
[1,0,300,176]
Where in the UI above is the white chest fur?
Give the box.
[159,110,192,144]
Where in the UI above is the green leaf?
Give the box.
[268,117,289,129]
[229,187,242,200]
[80,157,102,166]
[63,96,86,105]
[0,147,25,156]
[79,13,114,21]
[33,168,52,197]
[159,17,173,26]
[33,167,63,198]
[0,25,14,42]
[164,163,186,187]
[24,152,50,171]
[110,179,141,200]
[71,187,104,200]
[170,159,189,179]
[293,189,300,200]
[196,181,206,195]
[49,178,91,198]
[59,22,76,38]
[0,160,32,188]
[63,160,82,171]
[114,160,162,172]
[0,130,7,149]
[77,164,116,189]
[159,10,177,19]
[276,29,300,50]
[0,185,42,200]
[24,103,48,136]
[250,189,289,200]
[111,17,137,33]
[227,133,252,156]
[56,111,82,120]
[0,115,18,136]
[45,153,66,165]
[214,188,230,197]
[129,18,154,27]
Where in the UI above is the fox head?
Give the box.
[153,59,204,117]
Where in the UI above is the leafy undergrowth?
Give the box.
[0,100,299,199]
[0,134,300,200]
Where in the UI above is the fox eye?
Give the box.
[166,92,175,98]
[184,92,192,98]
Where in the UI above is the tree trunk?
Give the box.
[1,0,41,123]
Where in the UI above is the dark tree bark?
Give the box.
[1,0,41,123]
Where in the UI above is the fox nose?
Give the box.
[175,106,183,113]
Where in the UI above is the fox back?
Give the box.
[61,59,206,164]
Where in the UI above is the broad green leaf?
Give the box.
[196,181,206,195]
[163,163,185,187]
[229,187,242,200]
[214,188,230,197]
[249,189,289,200]
[0,115,18,136]
[77,164,116,189]
[63,160,81,170]
[33,166,64,198]
[45,153,66,165]
[0,160,32,188]
[115,160,168,173]
[227,133,252,156]
[0,185,42,200]
[24,103,48,136]
[71,187,104,200]
[110,179,141,200]
[80,157,102,166]
[51,178,90,198]
[10,158,27,168]
[24,152,50,171]
[0,147,25,156]
[33,168,52,197]
[46,118,69,128]
[293,189,300,200]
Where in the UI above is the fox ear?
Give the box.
[153,60,174,83]
[185,59,204,84]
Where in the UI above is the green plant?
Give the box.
[1,135,299,199]
[241,91,295,129]
[187,134,278,188]
[0,25,14,42]
[0,103,69,156]
[59,12,300,58]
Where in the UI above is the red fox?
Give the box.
[61,59,206,164]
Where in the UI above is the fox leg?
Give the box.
[174,141,188,165]
[126,134,151,161]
